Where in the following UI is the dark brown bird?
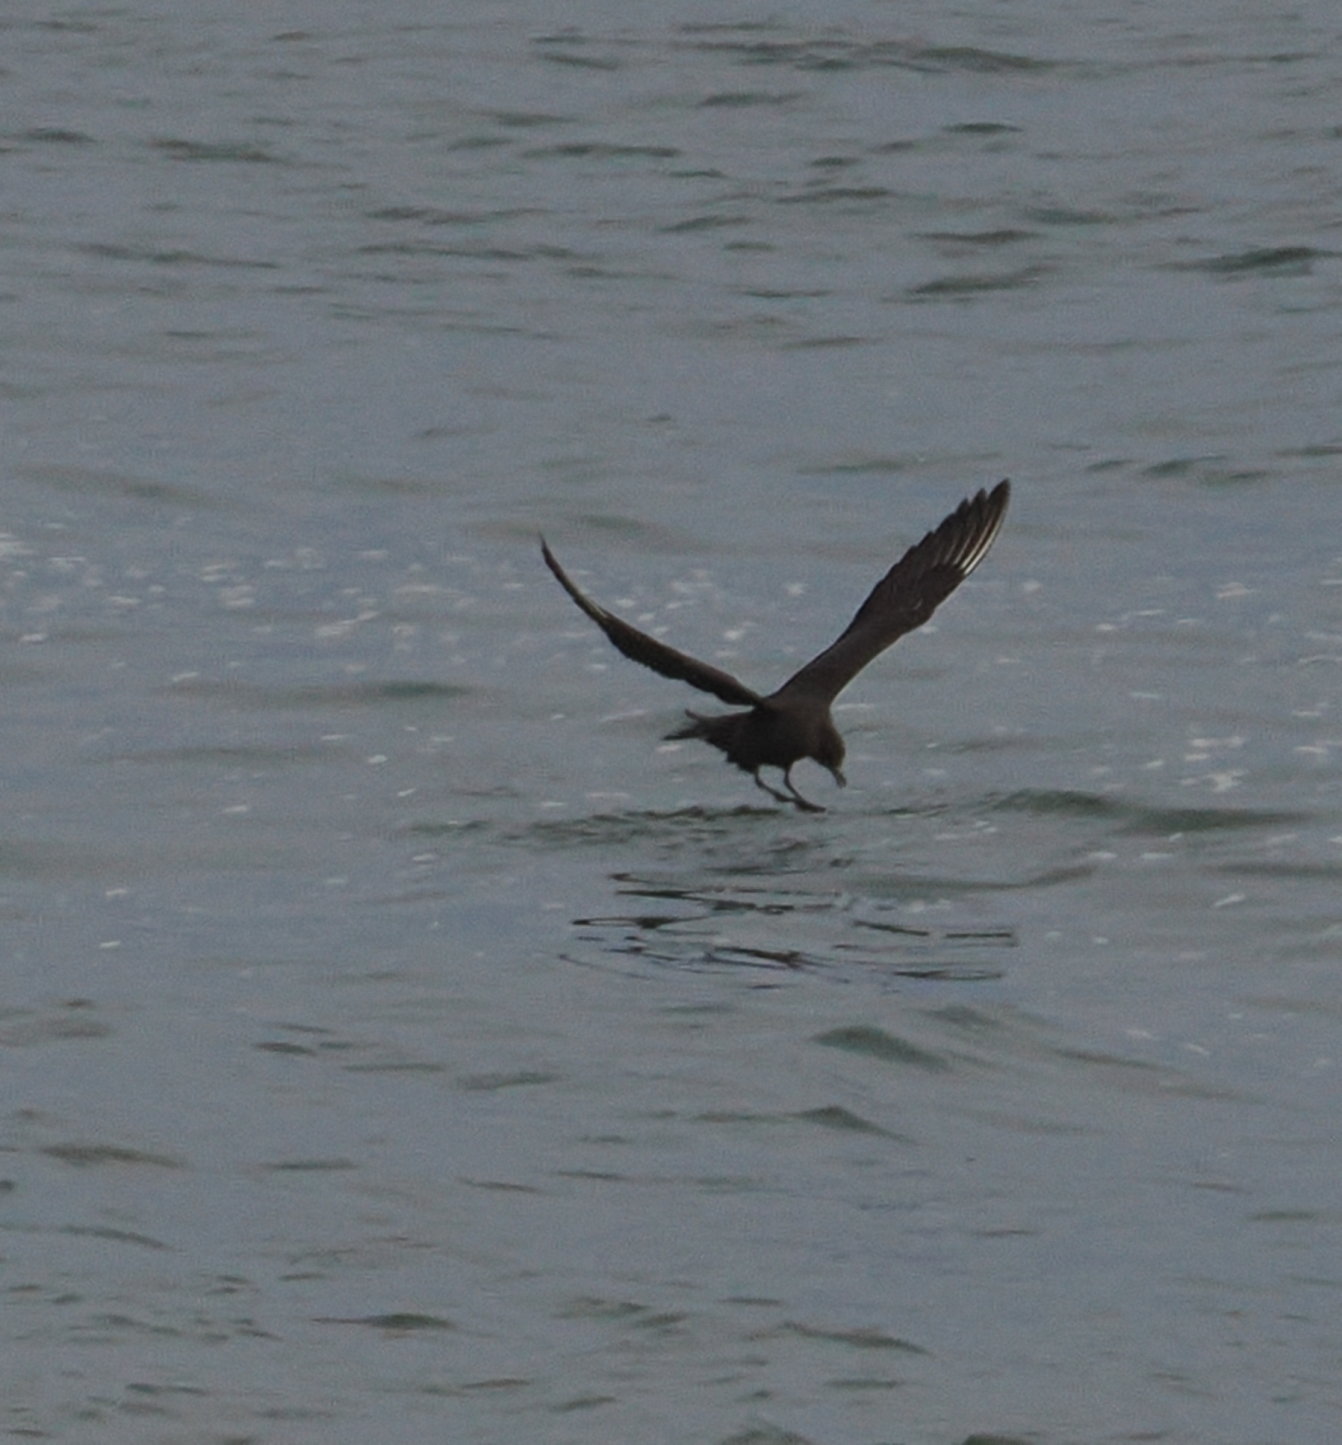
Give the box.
[541,480,1009,812]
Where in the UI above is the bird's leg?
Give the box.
[752,770,798,808]
[781,767,824,814]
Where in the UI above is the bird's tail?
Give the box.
[665,710,712,742]
[664,709,747,757]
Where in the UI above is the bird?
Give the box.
[540,479,1009,812]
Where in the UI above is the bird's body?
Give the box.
[665,704,845,811]
[541,480,1009,811]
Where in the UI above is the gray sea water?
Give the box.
[3,4,1341,1443]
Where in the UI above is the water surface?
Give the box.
[3,4,1341,1443]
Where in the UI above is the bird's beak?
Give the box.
[830,767,847,789]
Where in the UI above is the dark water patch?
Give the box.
[898,1002,1156,1075]
[661,213,752,233]
[782,335,870,350]
[42,1143,183,1169]
[359,239,577,263]
[990,789,1306,835]
[1172,244,1324,276]
[165,677,473,709]
[771,1319,928,1352]
[19,127,94,144]
[342,679,472,703]
[776,186,895,205]
[443,1377,532,1394]
[680,31,1055,78]
[80,241,279,270]
[991,789,1130,820]
[1141,453,1227,478]
[366,205,537,225]
[260,1158,356,1172]
[700,90,801,107]
[329,471,460,495]
[944,121,1023,136]
[906,266,1046,298]
[315,1312,456,1332]
[19,462,212,506]
[1022,204,1116,226]
[344,1059,451,1075]
[456,1070,559,1092]
[1141,455,1271,484]
[403,817,493,839]
[862,864,1092,897]
[61,1224,170,1251]
[794,1104,905,1138]
[0,1001,110,1046]
[151,138,284,164]
[564,262,673,283]
[1046,1046,1241,1102]
[533,49,622,73]
[523,142,680,160]
[918,228,1037,247]
[1277,442,1342,459]
[553,1393,618,1412]
[1120,805,1308,834]
[721,1426,818,1445]
[444,133,514,152]
[530,32,635,69]
[558,1296,655,1322]
[813,1025,950,1071]
[803,453,913,475]
[461,1178,544,1194]
[927,1003,1012,1035]
[737,286,832,301]
[252,1026,353,1057]
[924,1008,1248,1103]
[916,46,1057,74]
[1216,859,1342,880]
[483,109,573,129]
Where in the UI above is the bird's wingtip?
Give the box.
[539,534,567,584]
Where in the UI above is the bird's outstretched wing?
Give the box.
[771,480,1010,705]
[541,538,765,708]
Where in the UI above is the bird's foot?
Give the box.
[782,766,825,813]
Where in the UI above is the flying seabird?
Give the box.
[541,479,1009,812]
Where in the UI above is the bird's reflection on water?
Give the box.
[566,865,1017,983]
